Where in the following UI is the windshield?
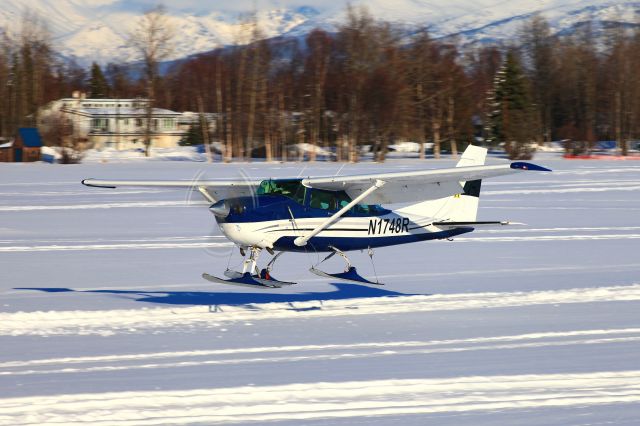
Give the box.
[257,179,306,204]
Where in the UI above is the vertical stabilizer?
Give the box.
[397,145,487,221]
[456,144,487,168]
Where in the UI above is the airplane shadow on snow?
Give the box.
[14,283,422,309]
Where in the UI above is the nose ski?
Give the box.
[203,247,297,288]
[202,272,296,289]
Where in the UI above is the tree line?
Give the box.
[1,6,640,161]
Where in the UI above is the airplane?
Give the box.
[82,145,551,288]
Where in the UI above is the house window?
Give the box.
[90,118,109,132]
[161,118,174,130]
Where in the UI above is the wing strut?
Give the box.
[294,179,386,247]
[197,186,216,203]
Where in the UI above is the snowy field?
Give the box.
[1,154,640,425]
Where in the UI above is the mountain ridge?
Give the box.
[0,0,637,65]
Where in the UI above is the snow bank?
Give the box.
[4,284,640,337]
[82,146,207,163]
[1,371,639,425]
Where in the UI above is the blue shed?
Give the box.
[14,128,43,162]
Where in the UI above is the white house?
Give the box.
[38,92,186,150]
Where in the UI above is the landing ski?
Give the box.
[202,272,282,288]
[254,274,297,287]
[203,272,297,288]
[310,266,383,286]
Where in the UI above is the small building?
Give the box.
[0,129,43,162]
[38,92,186,150]
[0,139,13,162]
[16,128,43,162]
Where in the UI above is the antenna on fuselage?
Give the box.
[287,206,301,235]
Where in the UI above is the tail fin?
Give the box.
[397,145,487,221]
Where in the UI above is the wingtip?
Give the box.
[82,179,116,189]
[510,162,552,172]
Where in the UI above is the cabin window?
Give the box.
[257,179,306,204]
[309,188,387,215]
[310,189,351,210]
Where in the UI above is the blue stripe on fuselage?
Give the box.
[216,195,390,224]
[272,227,474,252]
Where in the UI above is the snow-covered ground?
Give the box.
[1,154,640,425]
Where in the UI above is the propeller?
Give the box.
[183,165,260,264]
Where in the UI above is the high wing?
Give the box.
[82,158,550,205]
[82,178,262,201]
[301,161,551,205]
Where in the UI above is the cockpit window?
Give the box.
[257,179,306,204]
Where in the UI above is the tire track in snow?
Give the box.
[477,226,640,233]
[3,284,640,337]
[0,241,232,252]
[484,184,640,195]
[0,235,223,244]
[0,201,207,212]
[1,230,639,252]
[455,233,640,243]
[1,328,639,377]
[377,262,640,280]
[0,189,165,197]
[553,167,640,175]
[1,371,639,425]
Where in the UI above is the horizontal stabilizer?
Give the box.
[433,221,525,228]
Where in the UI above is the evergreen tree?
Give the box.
[180,122,204,146]
[487,50,535,159]
[88,62,110,98]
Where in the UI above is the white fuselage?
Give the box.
[217,211,460,252]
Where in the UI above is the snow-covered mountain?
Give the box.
[1,0,638,65]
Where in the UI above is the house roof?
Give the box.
[18,128,43,148]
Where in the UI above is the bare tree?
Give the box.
[129,5,175,156]
[520,15,555,145]
[40,111,85,163]
[304,29,332,161]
